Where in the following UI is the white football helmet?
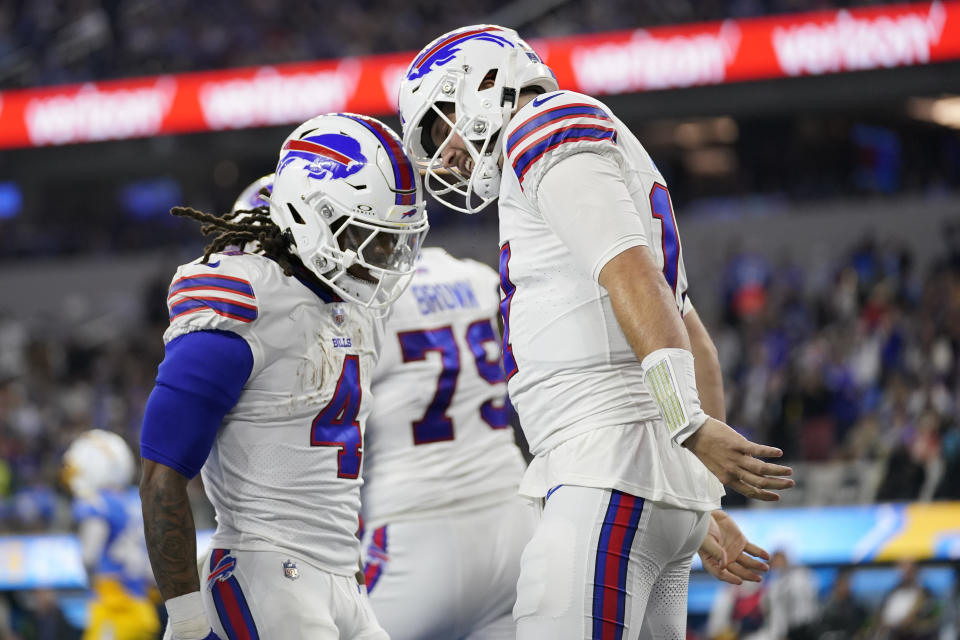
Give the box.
[62,430,135,498]
[233,173,274,212]
[398,25,557,213]
[269,113,429,312]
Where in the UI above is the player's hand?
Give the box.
[683,417,794,501]
[698,510,770,585]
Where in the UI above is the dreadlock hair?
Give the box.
[171,203,305,277]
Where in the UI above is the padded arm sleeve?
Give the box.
[140,330,253,478]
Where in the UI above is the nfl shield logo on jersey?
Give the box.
[332,305,346,326]
[282,559,299,581]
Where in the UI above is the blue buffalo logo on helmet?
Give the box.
[277,133,367,181]
[406,26,514,81]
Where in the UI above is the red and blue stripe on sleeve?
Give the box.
[167,273,258,324]
[507,102,617,188]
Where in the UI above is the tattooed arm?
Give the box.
[139,332,252,638]
[140,458,217,639]
[140,459,199,599]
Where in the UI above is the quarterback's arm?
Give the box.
[684,306,725,421]
[538,153,792,501]
[140,330,252,639]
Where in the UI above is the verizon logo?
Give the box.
[571,22,741,94]
[773,3,947,76]
[24,79,176,145]
[199,63,361,129]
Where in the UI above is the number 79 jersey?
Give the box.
[497,91,694,460]
[361,248,526,528]
[163,252,384,576]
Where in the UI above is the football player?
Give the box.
[62,429,159,640]
[138,113,428,640]
[361,246,532,639]
[398,26,793,638]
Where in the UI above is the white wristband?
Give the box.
[640,348,707,444]
[165,591,210,640]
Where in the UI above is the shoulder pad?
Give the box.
[504,90,619,194]
[164,253,262,342]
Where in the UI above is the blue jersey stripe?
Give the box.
[512,126,617,184]
[169,297,258,322]
[169,275,255,299]
[507,104,610,155]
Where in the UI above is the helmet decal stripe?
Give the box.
[411,26,499,71]
[283,139,356,166]
[342,114,418,205]
[507,104,612,155]
[407,27,514,81]
[512,125,618,185]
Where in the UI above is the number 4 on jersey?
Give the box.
[310,355,363,479]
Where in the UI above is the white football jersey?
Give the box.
[361,247,526,528]
[164,251,383,576]
[497,90,722,510]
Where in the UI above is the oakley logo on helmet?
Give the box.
[277,134,367,181]
[406,26,514,81]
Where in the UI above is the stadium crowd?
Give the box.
[716,223,960,505]
[0,0,909,89]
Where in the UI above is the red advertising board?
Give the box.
[0,1,956,149]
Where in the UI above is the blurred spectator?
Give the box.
[706,580,766,639]
[0,593,11,640]
[817,569,868,640]
[871,561,941,640]
[12,589,80,640]
[762,550,819,640]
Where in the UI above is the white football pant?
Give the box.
[199,547,387,640]
[514,485,710,640]
[362,495,537,640]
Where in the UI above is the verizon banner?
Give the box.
[0,1,957,149]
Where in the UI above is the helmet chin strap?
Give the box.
[470,47,521,201]
[473,156,502,200]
